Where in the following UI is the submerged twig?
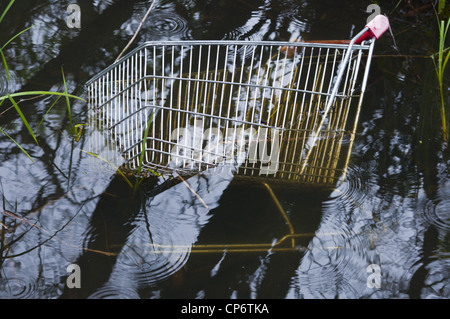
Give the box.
[2,204,117,258]
[115,0,157,62]
[177,175,210,209]
[2,210,41,229]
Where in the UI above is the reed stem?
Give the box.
[432,16,450,143]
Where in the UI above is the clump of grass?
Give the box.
[0,90,85,159]
[0,0,85,160]
[431,7,450,144]
[79,149,135,190]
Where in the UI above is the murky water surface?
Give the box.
[0,0,449,299]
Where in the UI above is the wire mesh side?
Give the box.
[87,40,373,185]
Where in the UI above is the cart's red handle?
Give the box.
[281,15,389,57]
[355,14,390,44]
[302,15,390,45]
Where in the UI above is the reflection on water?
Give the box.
[110,167,235,294]
[0,0,449,299]
[0,69,21,96]
[422,178,450,232]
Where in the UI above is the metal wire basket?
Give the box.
[86,15,389,186]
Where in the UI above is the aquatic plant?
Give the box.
[0,0,85,160]
[431,9,450,144]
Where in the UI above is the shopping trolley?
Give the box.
[86,15,389,186]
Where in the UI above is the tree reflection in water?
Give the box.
[0,0,448,299]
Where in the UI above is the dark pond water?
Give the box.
[0,0,449,299]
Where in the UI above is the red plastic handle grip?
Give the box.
[355,14,390,44]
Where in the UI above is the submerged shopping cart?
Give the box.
[86,15,389,186]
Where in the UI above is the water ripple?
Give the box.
[142,8,191,40]
[88,284,140,299]
[293,221,373,298]
[149,14,189,36]
[0,277,40,299]
[0,69,20,96]
[112,169,234,290]
[326,164,371,212]
[421,185,450,232]
[118,225,192,288]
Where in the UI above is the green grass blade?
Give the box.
[442,20,450,52]
[136,114,154,175]
[432,54,438,73]
[74,124,86,142]
[0,127,34,162]
[0,0,15,25]
[0,91,85,103]
[440,21,445,61]
[2,25,33,50]
[8,94,38,145]
[390,0,404,14]
[443,49,450,73]
[133,112,156,192]
[79,149,134,189]
[137,120,151,178]
[38,95,62,128]
[0,47,10,81]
